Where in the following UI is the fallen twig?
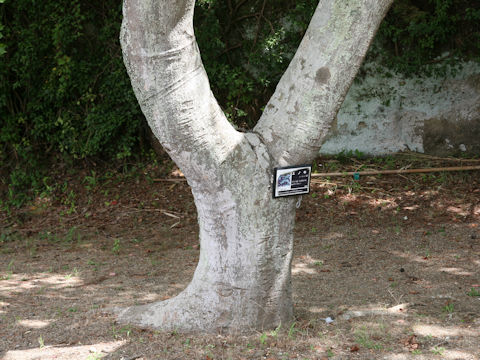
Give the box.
[120,206,183,218]
[170,221,180,229]
[152,178,187,182]
[396,151,480,162]
[162,211,181,219]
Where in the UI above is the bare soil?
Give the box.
[1,153,480,360]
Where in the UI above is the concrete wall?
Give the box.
[320,61,480,156]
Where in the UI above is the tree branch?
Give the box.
[254,0,395,166]
[121,0,241,185]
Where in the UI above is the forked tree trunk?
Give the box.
[119,133,298,332]
[118,0,394,333]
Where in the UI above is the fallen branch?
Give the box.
[396,151,480,162]
[312,165,480,178]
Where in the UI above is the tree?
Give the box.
[117,0,394,333]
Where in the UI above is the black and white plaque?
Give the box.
[273,165,312,198]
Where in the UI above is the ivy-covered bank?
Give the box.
[1,0,479,206]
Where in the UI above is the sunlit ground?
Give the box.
[1,162,479,359]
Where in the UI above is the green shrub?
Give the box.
[0,0,143,205]
[194,0,318,127]
[374,0,480,75]
[1,0,143,160]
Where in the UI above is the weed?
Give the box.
[395,224,401,235]
[442,303,455,314]
[335,149,365,164]
[61,189,77,214]
[63,226,80,244]
[87,259,99,271]
[313,260,323,267]
[288,322,297,338]
[411,349,422,355]
[0,230,19,243]
[382,156,396,169]
[39,231,58,242]
[325,162,338,172]
[64,267,79,280]
[259,332,268,345]
[38,335,45,348]
[112,325,132,339]
[86,353,103,360]
[1,260,14,280]
[326,349,334,357]
[25,238,38,257]
[348,181,362,194]
[83,171,98,191]
[467,288,480,297]
[1,273,12,281]
[431,346,445,355]
[436,172,448,184]
[355,328,383,350]
[270,323,281,338]
[112,239,121,254]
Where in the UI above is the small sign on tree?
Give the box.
[273,165,312,198]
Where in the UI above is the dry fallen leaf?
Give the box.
[350,345,360,352]
[403,334,419,351]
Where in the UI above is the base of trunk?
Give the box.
[116,281,293,333]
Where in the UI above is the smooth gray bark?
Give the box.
[118,0,394,333]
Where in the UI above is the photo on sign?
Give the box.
[277,173,292,190]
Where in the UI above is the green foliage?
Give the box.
[373,0,480,75]
[0,0,143,206]
[0,1,6,56]
[467,287,480,297]
[194,0,318,128]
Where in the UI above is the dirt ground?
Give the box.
[1,153,480,360]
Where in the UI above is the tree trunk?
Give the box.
[118,0,394,333]
[118,133,297,332]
